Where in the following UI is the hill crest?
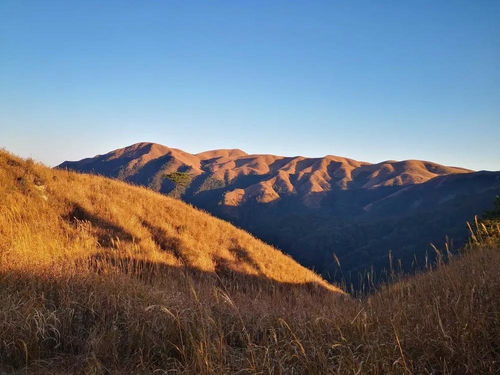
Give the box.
[2,150,341,293]
[59,142,472,207]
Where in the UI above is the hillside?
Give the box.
[0,150,340,291]
[240,170,500,284]
[2,151,499,374]
[59,142,471,206]
[59,142,500,283]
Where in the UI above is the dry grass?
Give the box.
[0,150,338,290]
[0,151,498,374]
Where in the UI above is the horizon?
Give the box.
[4,133,500,173]
[41,140,482,172]
[1,1,500,170]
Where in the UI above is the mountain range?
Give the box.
[59,142,500,285]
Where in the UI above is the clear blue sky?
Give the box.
[1,1,499,170]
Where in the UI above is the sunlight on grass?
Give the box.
[0,150,498,374]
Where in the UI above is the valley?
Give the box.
[60,142,500,285]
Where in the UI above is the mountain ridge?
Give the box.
[59,142,473,207]
[58,142,500,284]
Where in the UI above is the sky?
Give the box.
[1,1,499,170]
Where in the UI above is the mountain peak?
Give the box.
[196,148,248,160]
[109,142,171,159]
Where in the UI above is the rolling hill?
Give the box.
[0,149,340,291]
[59,142,500,283]
[1,150,499,374]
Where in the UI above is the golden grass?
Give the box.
[0,151,498,374]
[0,150,338,290]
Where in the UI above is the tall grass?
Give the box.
[0,151,498,374]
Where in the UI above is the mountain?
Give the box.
[59,142,500,283]
[1,149,339,292]
[59,142,471,207]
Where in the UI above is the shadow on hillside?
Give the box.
[267,157,295,172]
[0,255,348,374]
[227,239,263,274]
[59,205,340,296]
[126,153,174,186]
[63,203,134,248]
[82,252,344,298]
[141,219,186,262]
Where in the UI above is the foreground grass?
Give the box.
[0,151,499,374]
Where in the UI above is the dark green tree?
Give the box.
[483,195,500,220]
[164,172,191,186]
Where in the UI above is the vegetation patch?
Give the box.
[164,171,192,186]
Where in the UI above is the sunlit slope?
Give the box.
[0,150,341,292]
[59,142,471,207]
[58,142,491,282]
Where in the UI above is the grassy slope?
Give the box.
[0,150,338,289]
[1,151,499,374]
